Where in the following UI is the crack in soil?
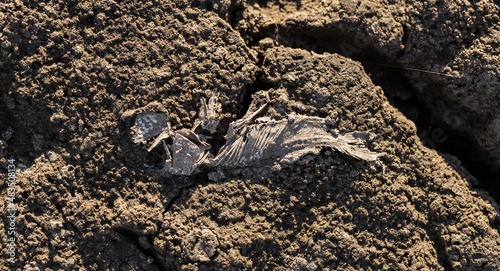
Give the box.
[111,226,172,271]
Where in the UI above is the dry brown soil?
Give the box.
[1,0,500,270]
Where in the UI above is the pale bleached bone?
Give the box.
[133,93,384,176]
[193,95,221,134]
[206,114,383,169]
[161,133,210,176]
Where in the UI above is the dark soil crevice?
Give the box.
[400,23,409,52]
[428,226,455,271]
[367,61,500,203]
[0,97,38,169]
[111,226,174,271]
[236,71,273,120]
[415,110,500,202]
[163,174,208,211]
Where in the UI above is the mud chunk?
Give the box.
[289,257,318,271]
[183,229,219,262]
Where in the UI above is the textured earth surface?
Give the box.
[1,0,500,270]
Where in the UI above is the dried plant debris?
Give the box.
[132,93,384,176]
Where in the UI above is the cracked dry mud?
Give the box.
[1,0,500,270]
